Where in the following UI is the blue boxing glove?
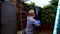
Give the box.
[34,16,41,25]
[36,20,41,25]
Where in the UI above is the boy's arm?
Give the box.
[33,19,40,27]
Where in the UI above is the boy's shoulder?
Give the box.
[30,19,36,22]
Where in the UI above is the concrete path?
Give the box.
[17,30,53,34]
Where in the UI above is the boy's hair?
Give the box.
[28,10,35,16]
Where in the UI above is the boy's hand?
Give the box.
[36,20,41,24]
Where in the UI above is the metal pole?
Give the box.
[53,0,59,34]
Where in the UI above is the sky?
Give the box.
[25,0,51,7]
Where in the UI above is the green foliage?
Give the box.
[50,0,58,6]
[9,0,58,26]
[40,0,58,25]
[25,2,35,10]
[25,0,58,25]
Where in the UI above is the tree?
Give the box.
[25,2,35,10]
[40,0,58,26]
[50,0,58,6]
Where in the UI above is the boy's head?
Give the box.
[28,10,35,17]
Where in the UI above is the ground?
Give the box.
[17,30,53,34]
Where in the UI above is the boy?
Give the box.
[26,10,40,34]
